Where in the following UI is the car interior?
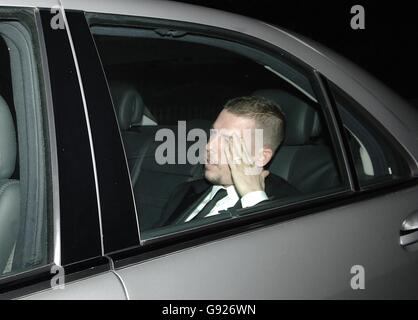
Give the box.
[0,24,48,279]
[93,30,343,232]
[0,35,20,275]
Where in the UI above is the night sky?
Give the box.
[173,0,418,108]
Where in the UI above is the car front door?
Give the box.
[0,6,128,299]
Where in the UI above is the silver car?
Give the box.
[0,0,417,300]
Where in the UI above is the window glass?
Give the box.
[0,19,48,278]
[330,82,411,187]
[91,24,348,239]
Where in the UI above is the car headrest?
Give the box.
[253,89,321,145]
[141,120,211,177]
[110,82,145,130]
[0,95,17,179]
[188,118,212,135]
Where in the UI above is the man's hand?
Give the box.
[224,134,270,198]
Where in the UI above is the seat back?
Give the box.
[0,95,20,274]
[109,82,211,230]
[135,119,211,230]
[253,89,339,194]
[110,82,150,187]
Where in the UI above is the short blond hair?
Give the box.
[223,96,285,152]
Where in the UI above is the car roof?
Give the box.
[2,0,418,166]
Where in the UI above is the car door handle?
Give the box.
[400,211,418,248]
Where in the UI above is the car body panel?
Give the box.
[116,184,418,299]
[22,272,127,300]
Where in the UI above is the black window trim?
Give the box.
[64,10,141,255]
[315,72,360,192]
[35,6,61,271]
[39,7,104,266]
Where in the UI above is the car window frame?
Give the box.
[83,11,362,251]
[323,78,417,192]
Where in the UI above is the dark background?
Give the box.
[172,0,418,108]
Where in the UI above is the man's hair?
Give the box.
[223,96,286,153]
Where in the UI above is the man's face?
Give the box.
[205,109,258,186]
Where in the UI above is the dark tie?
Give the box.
[190,188,228,221]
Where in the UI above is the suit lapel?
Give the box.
[173,187,213,224]
[163,179,211,225]
[231,175,286,210]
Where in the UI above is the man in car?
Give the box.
[155,96,299,227]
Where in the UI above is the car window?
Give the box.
[0,18,49,279]
[329,82,411,188]
[90,22,350,240]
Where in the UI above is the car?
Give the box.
[0,0,418,300]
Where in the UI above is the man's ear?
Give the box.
[255,147,273,167]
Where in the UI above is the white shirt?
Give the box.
[185,185,268,222]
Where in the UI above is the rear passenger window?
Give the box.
[330,83,411,188]
[0,16,49,279]
[90,20,349,239]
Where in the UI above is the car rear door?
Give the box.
[58,7,418,299]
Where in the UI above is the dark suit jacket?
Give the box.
[154,173,300,228]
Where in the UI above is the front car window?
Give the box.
[89,19,350,240]
[0,15,49,279]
